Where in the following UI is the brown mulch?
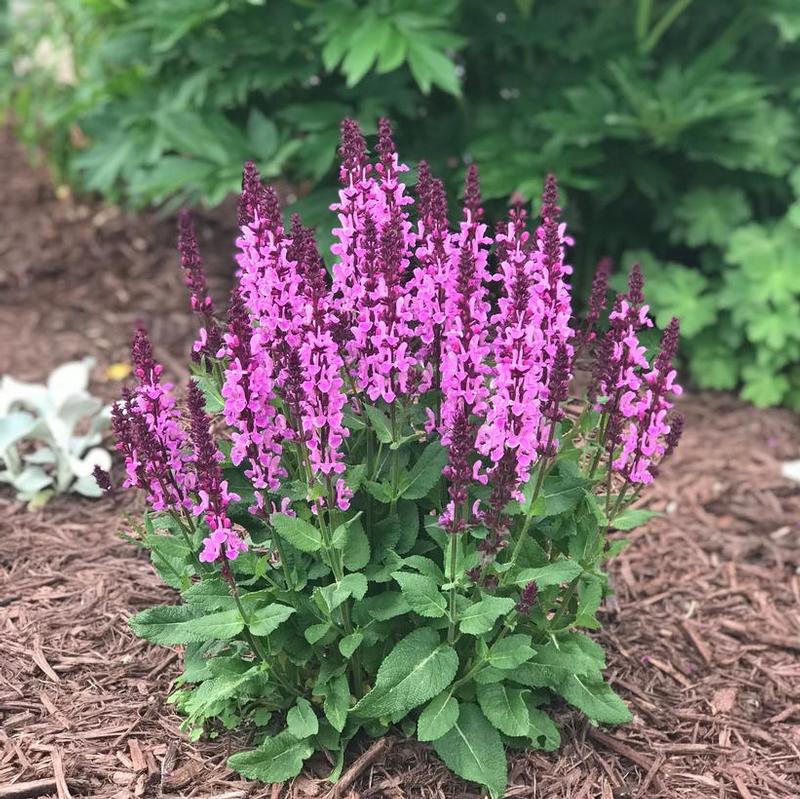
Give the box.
[1,129,799,799]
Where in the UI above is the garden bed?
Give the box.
[1,129,799,799]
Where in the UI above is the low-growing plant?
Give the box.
[119,121,683,797]
[0,357,111,505]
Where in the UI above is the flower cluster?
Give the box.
[112,326,194,512]
[178,210,222,363]
[120,119,686,799]
[116,117,683,563]
[592,265,682,485]
[186,381,245,562]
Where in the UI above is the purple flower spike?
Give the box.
[93,465,112,493]
[186,381,246,562]
[516,581,538,615]
[178,209,222,363]
[582,257,613,346]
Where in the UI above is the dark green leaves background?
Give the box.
[5,0,799,407]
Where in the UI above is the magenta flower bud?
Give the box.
[178,209,223,363]
[238,162,281,233]
[338,118,370,184]
[516,581,538,615]
[581,257,612,345]
[93,465,112,493]
[463,164,483,222]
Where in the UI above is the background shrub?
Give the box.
[3,0,800,406]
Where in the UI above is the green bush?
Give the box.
[4,0,800,406]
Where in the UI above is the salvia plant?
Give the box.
[119,120,683,798]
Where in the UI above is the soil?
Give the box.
[1,128,799,799]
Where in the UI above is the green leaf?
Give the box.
[488,634,536,670]
[392,572,447,618]
[612,508,658,531]
[574,580,603,630]
[417,691,459,742]
[342,517,371,571]
[540,473,592,515]
[407,40,461,97]
[364,405,393,443]
[304,623,332,645]
[319,573,368,613]
[513,560,583,588]
[228,732,314,782]
[458,596,515,636]
[512,632,605,688]
[559,675,632,724]
[287,698,319,739]
[248,604,295,637]
[339,632,364,658]
[246,109,279,160]
[364,591,411,621]
[400,441,448,500]
[364,480,393,504]
[432,704,507,799]
[353,628,458,719]
[321,672,351,732]
[526,703,560,751]
[147,534,193,589]
[477,683,529,737]
[270,513,322,553]
[129,606,244,645]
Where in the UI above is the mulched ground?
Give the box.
[1,128,799,799]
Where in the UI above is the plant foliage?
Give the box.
[4,1,799,407]
[117,122,683,796]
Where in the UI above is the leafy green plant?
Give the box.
[0,358,111,505]
[119,129,683,796]
[5,0,800,407]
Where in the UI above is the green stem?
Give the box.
[446,530,461,643]
[549,576,581,631]
[505,423,557,579]
[641,0,695,54]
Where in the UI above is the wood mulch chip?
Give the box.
[1,128,799,797]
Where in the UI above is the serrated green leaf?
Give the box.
[511,632,605,688]
[400,440,448,499]
[432,704,507,799]
[339,631,364,658]
[574,580,603,630]
[526,704,560,751]
[353,628,458,719]
[477,682,529,737]
[458,596,515,635]
[418,691,459,742]
[248,603,295,636]
[130,605,244,645]
[319,573,368,613]
[364,404,393,443]
[228,732,313,782]
[270,512,322,553]
[342,517,371,571]
[392,571,447,618]
[287,698,319,739]
[321,672,351,732]
[559,675,632,724]
[488,634,535,670]
[363,591,411,621]
[513,560,583,588]
[612,508,658,531]
[304,622,332,645]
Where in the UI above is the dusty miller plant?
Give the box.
[0,357,111,505]
[119,120,683,797]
